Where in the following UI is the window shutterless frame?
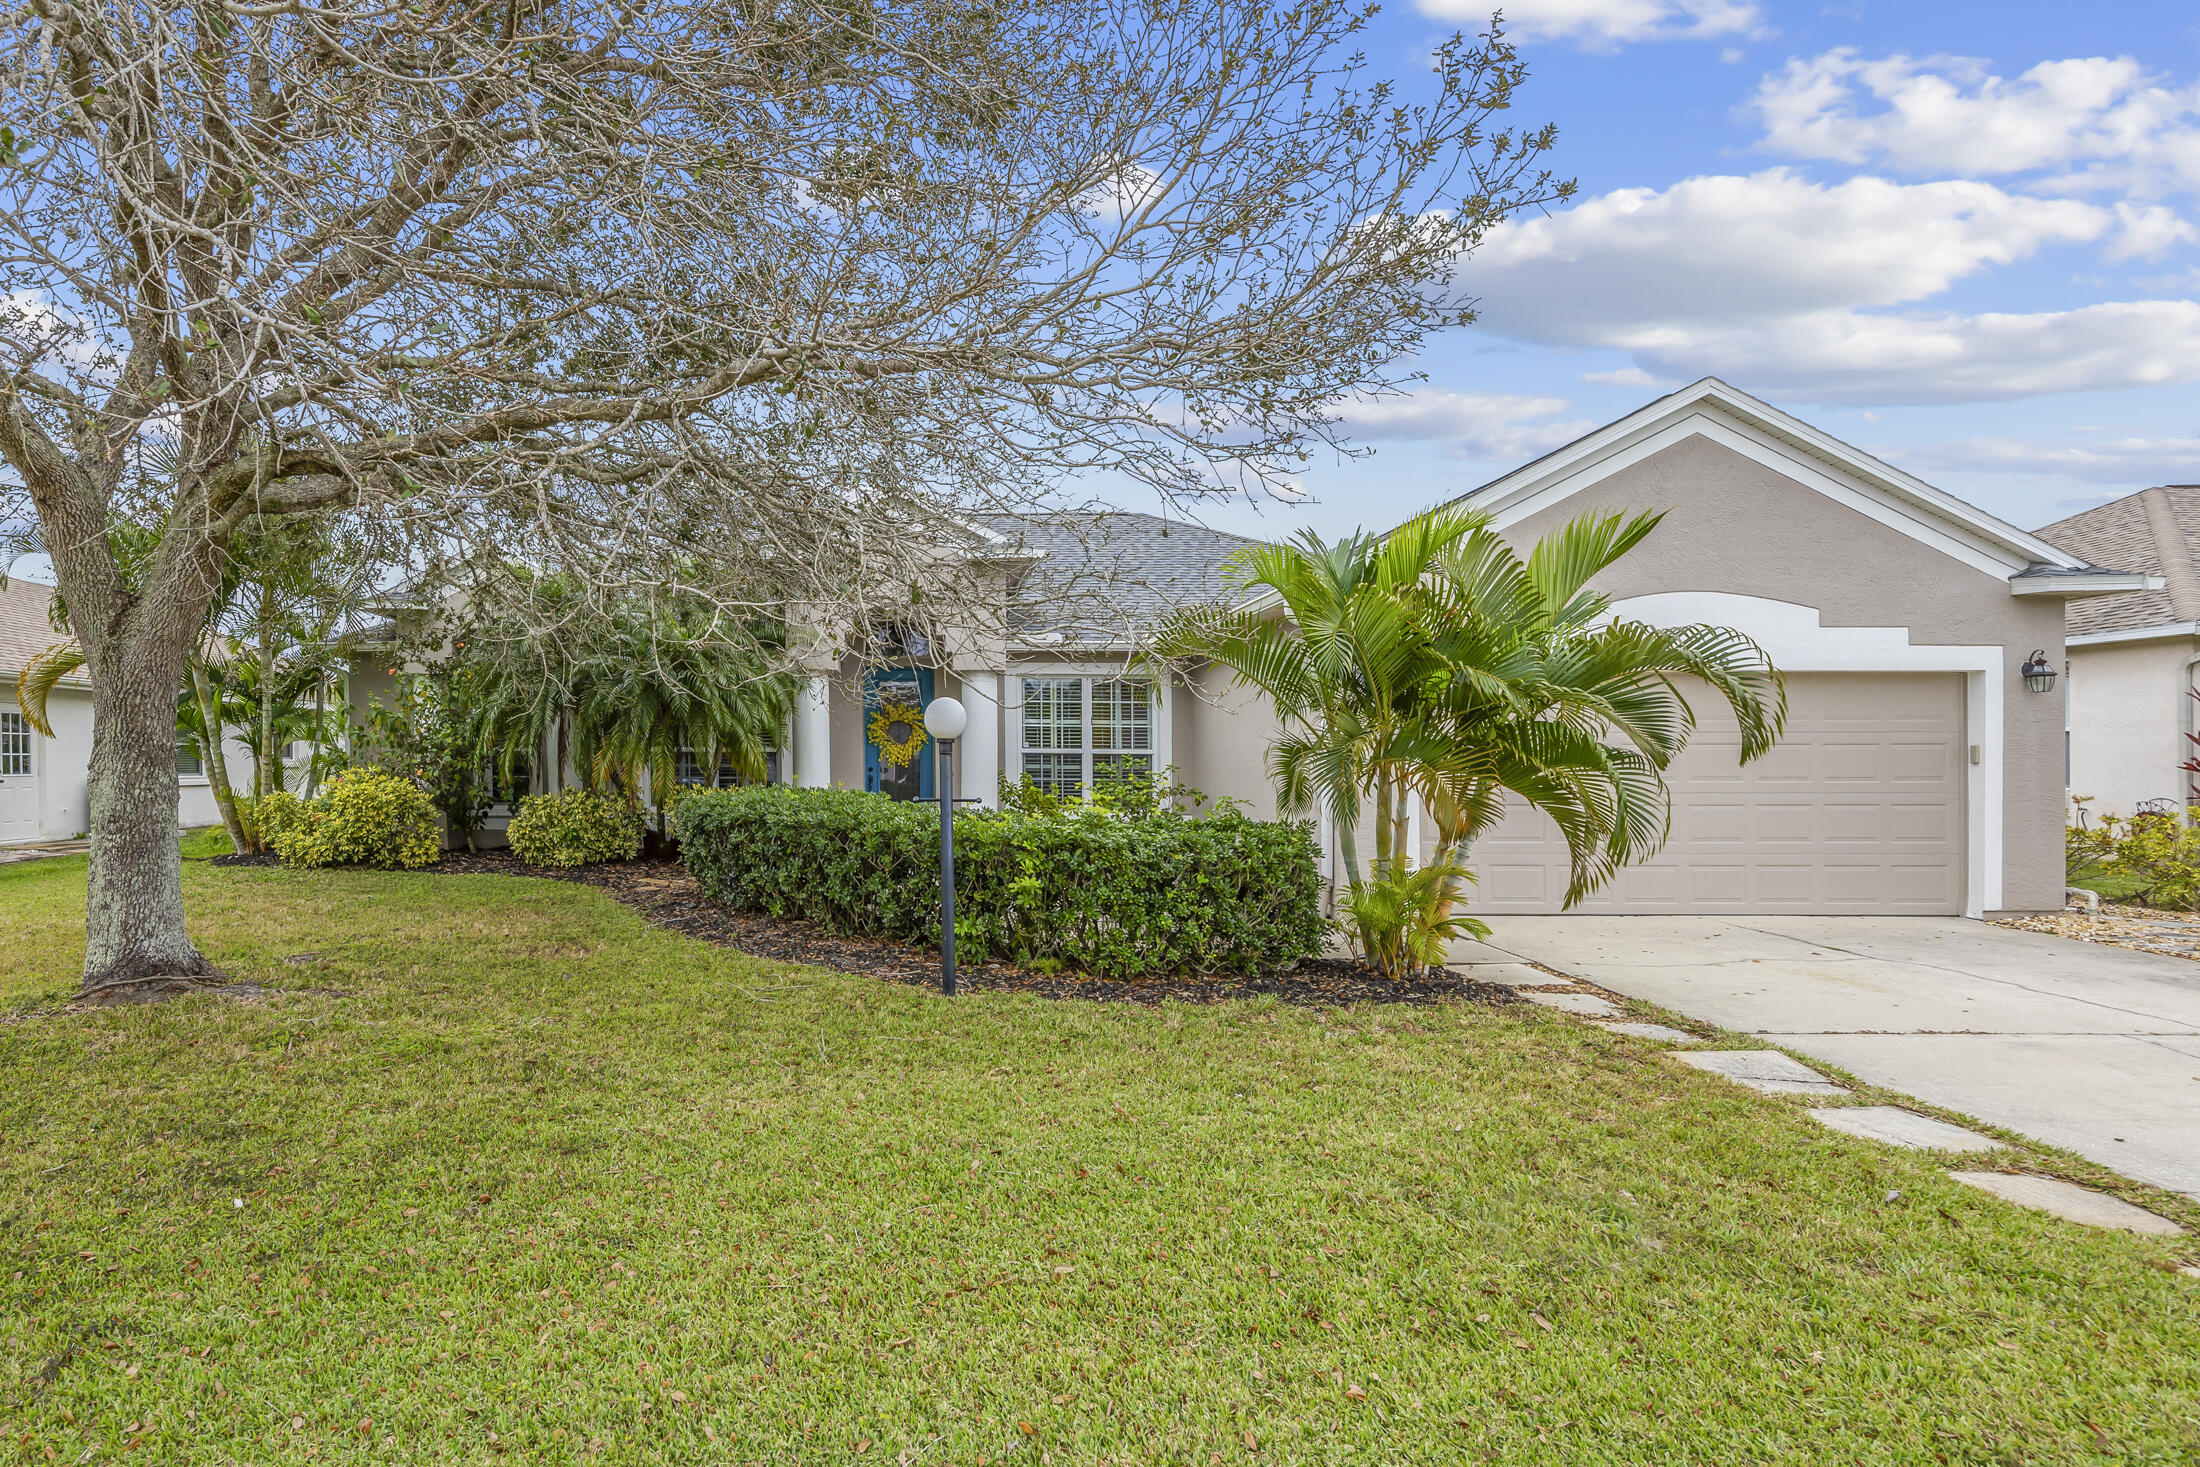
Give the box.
[1016,676,1154,797]
[0,710,32,777]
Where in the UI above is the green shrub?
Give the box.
[268,768,442,870]
[507,789,646,868]
[677,787,1323,978]
[2065,797,2200,908]
[1338,859,1489,977]
[246,790,310,849]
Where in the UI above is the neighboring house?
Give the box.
[2037,485,2200,819]
[0,574,247,844]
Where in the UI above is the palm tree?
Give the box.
[1155,504,1787,921]
[1153,513,1465,900]
[464,587,797,826]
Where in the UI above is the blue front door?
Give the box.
[863,667,935,801]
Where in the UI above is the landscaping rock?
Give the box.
[1598,1021,1700,1044]
[1947,1171,2185,1236]
[1810,1107,2006,1152]
[1524,991,1619,1018]
[1674,1049,1848,1096]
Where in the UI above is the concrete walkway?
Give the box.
[1467,916,2200,1200]
[0,839,88,866]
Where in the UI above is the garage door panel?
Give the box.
[1467,672,1964,916]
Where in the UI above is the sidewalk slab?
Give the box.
[1949,1172,2184,1236]
[1810,1107,2006,1152]
[1674,1049,1848,1097]
[1524,991,1618,1018]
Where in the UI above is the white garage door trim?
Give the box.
[1609,592,2002,918]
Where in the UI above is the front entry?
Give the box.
[863,667,936,802]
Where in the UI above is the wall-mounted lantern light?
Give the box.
[2020,650,2058,694]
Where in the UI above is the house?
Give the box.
[2037,485,2200,819]
[0,574,244,844]
[17,379,2136,921]
[768,380,2134,918]
[357,380,2133,914]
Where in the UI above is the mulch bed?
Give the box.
[1993,902,2200,962]
[432,850,1516,1008]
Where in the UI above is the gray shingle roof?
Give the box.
[985,512,1255,644]
[2037,487,2200,637]
[0,575,69,679]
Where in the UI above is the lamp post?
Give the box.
[923,697,969,995]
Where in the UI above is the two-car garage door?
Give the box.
[1466,672,1966,916]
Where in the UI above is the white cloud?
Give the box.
[2106,202,2199,262]
[1582,366,1660,387]
[1462,170,2110,343]
[1748,50,2200,195]
[1615,301,2200,404]
[1417,0,1762,49]
[1447,170,2200,404]
[1331,390,1594,458]
[1903,431,2200,487]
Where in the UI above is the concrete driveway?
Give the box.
[1471,916,2200,1200]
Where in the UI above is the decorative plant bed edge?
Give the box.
[430,851,1517,1008]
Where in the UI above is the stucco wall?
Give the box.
[1497,432,2070,912]
[1173,662,1281,819]
[2065,637,2197,819]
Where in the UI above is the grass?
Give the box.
[0,856,2196,1465]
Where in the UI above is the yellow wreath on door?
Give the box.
[867,700,929,769]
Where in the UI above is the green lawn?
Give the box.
[1,856,2196,1464]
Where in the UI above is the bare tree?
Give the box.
[0,0,1568,998]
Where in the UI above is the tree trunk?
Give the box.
[190,659,250,855]
[258,637,280,798]
[305,680,326,798]
[83,634,224,998]
[1373,772,1394,878]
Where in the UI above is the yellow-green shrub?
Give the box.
[242,790,310,853]
[506,789,645,868]
[268,768,442,870]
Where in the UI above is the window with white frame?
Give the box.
[675,746,780,787]
[1019,677,1152,796]
[0,710,31,777]
[176,738,203,777]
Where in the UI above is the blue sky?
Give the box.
[1185,0,2200,544]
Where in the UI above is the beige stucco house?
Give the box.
[16,379,2136,923]
[764,379,2139,918]
[2038,485,2200,821]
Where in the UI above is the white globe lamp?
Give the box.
[923,696,968,995]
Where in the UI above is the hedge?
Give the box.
[507,789,646,868]
[676,786,1323,978]
[265,768,442,870]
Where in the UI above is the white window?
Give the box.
[0,710,30,777]
[176,738,203,777]
[675,747,779,787]
[1019,677,1153,797]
